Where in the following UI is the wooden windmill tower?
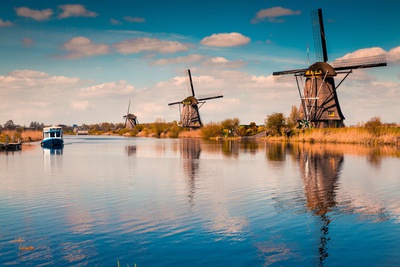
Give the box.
[123,100,138,129]
[273,9,387,128]
[168,69,223,128]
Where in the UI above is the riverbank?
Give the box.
[264,127,400,146]
[2,127,400,146]
[0,130,42,143]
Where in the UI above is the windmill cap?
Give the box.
[305,62,337,77]
[182,96,198,105]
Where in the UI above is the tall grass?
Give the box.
[287,126,400,145]
[0,130,42,143]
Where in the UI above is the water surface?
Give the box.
[1,136,399,266]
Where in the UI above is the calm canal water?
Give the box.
[1,136,400,266]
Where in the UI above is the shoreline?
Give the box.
[2,128,400,147]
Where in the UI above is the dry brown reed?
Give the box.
[287,127,400,146]
[0,130,42,143]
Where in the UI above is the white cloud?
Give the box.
[150,54,205,66]
[114,38,189,54]
[79,80,135,98]
[200,33,250,47]
[0,70,86,125]
[388,46,400,63]
[0,18,13,27]
[58,5,97,19]
[60,37,109,59]
[15,7,53,21]
[251,7,301,24]
[336,47,386,60]
[203,57,246,68]
[124,16,146,23]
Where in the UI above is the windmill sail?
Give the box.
[312,9,328,62]
[332,54,387,71]
[188,69,196,96]
[197,95,223,101]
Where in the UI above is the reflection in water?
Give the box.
[43,147,63,155]
[3,137,400,266]
[295,144,343,266]
[266,142,286,162]
[221,140,239,157]
[220,140,260,158]
[43,147,63,172]
[125,145,137,156]
[180,139,201,206]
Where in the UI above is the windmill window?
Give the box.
[328,110,334,117]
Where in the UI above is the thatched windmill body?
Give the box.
[123,100,138,129]
[273,9,387,128]
[168,69,223,128]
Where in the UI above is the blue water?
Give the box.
[1,136,399,266]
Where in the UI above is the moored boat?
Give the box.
[41,126,64,147]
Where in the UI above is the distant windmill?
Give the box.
[123,100,138,129]
[168,69,223,128]
[273,9,387,128]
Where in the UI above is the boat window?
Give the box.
[50,132,55,138]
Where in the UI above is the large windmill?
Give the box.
[168,69,223,128]
[123,100,138,129]
[273,9,387,128]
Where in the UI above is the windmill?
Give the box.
[168,69,223,128]
[273,9,387,128]
[123,100,138,129]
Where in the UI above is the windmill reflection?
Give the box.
[180,139,201,206]
[125,145,137,156]
[297,144,343,266]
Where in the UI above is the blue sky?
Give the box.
[1,0,399,126]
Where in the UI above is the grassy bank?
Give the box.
[2,124,400,147]
[0,130,42,143]
[265,127,400,146]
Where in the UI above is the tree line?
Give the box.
[1,120,46,131]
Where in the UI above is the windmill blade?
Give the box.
[273,68,307,76]
[332,54,387,71]
[273,68,306,82]
[273,74,297,83]
[127,99,131,114]
[188,69,196,97]
[168,101,182,106]
[312,9,328,62]
[197,95,223,102]
[124,100,131,127]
